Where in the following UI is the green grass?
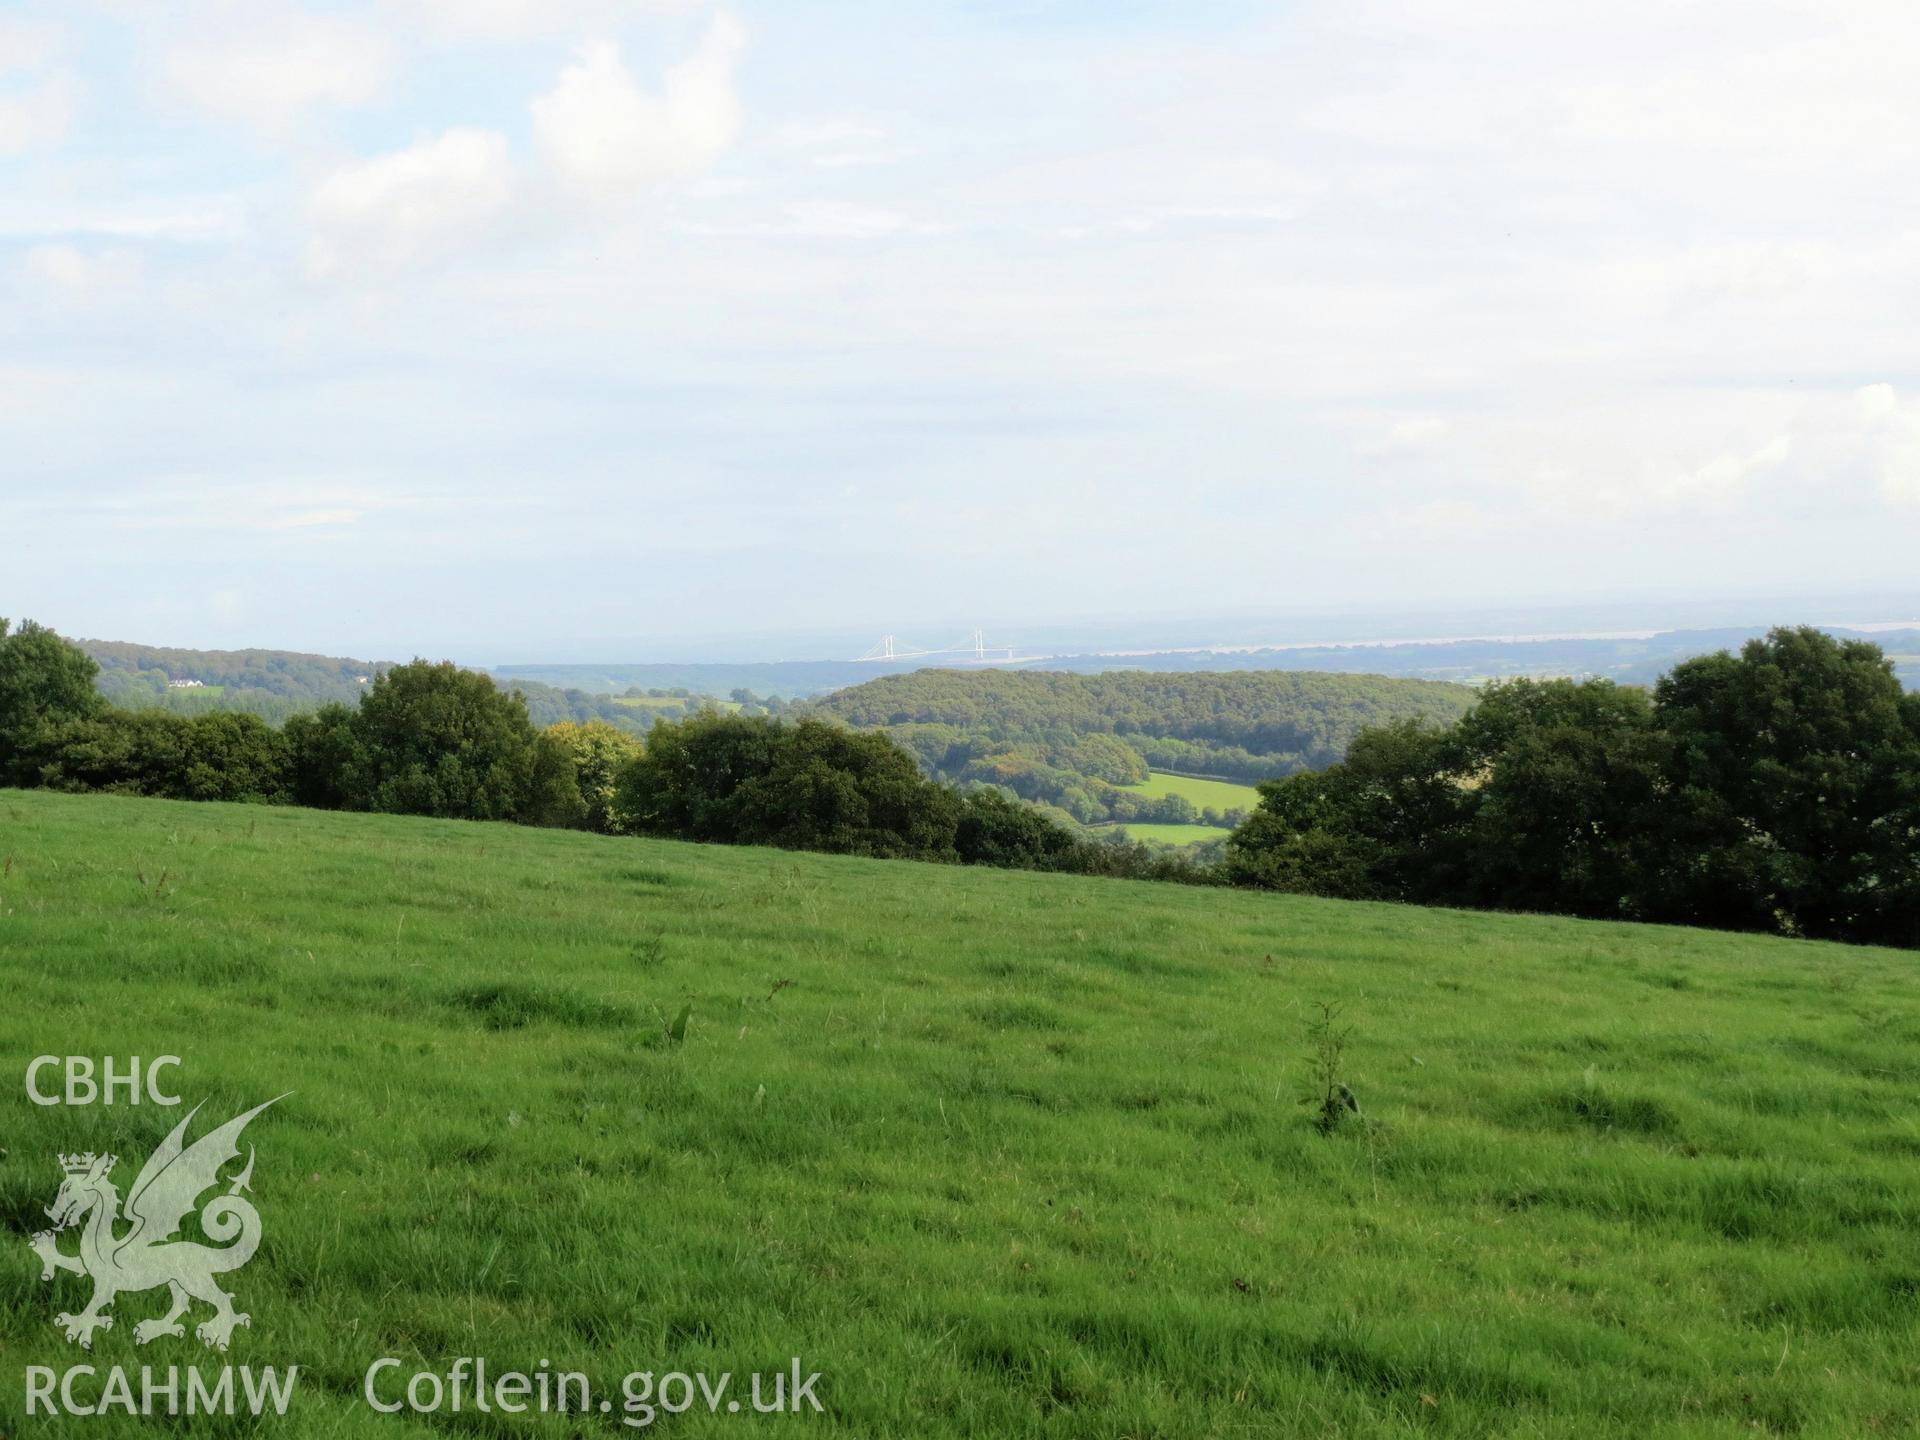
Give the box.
[1122,771,1262,813]
[2,788,1918,1436]
[610,694,679,709]
[1086,822,1223,848]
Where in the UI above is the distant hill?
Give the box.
[810,668,1475,826]
[79,639,390,722]
[494,625,1918,698]
[1142,625,1920,689]
[74,622,1914,734]
[76,639,667,734]
[492,659,910,698]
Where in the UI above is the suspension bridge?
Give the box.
[852,629,1030,664]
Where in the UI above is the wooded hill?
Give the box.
[810,668,1475,824]
[79,638,667,734]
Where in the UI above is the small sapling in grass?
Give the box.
[1306,1001,1360,1135]
[664,1003,692,1043]
[634,926,668,968]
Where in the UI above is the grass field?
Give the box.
[2,790,1918,1436]
[1085,822,1223,848]
[1124,771,1263,814]
[1093,771,1262,845]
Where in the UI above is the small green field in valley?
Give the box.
[1086,822,1223,848]
[2,789,1918,1437]
[1093,772,1262,845]
[1126,770,1263,813]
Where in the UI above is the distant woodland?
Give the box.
[74,638,787,736]
[810,669,1474,824]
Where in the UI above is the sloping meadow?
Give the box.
[0,789,1916,1436]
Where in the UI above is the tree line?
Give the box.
[1227,627,1919,949]
[8,619,1913,947]
[0,621,1205,884]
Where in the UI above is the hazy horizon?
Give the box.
[45,588,1920,669]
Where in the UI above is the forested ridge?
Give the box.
[77,637,704,735]
[809,668,1474,824]
[82,639,387,718]
[818,668,1472,770]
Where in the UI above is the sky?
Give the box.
[3,0,1918,663]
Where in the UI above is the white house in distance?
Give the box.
[167,678,205,689]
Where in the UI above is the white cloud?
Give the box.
[1357,416,1451,459]
[272,507,363,529]
[305,128,516,278]
[678,202,940,241]
[1855,382,1898,423]
[531,17,745,199]
[68,475,435,536]
[1660,433,1792,507]
[399,0,709,43]
[24,244,144,297]
[0,69,77,153]
[1371,497,1516,541]
[0,196,252,251]
[274,11,748,277]
[160,11,395,127]
[1393,385,1920,535]
[0,19,62,75]
[1882,444,1920,509]
[773,118,911,169]
[24,244,91,289]
[1855,384,1920,509]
